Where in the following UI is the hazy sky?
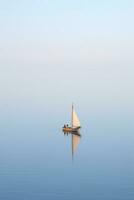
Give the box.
[0,0,134,69]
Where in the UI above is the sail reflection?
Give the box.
[63,131,81,159]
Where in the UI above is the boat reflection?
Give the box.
[63,131,81,159]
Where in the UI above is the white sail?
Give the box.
[72,108,81,128]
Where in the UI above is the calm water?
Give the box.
[0,67,134,200]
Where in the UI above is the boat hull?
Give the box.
[62,127,80,133]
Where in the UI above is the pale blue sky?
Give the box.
[0,0,134,68]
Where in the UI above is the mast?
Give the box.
[71,103,74,128]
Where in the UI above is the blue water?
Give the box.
[0,67,133,199]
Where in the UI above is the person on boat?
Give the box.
[66,124,68,127]
[63,124,66,128]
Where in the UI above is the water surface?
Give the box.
[0,67,133,200]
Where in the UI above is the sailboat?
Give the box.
[62,104,81,133]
